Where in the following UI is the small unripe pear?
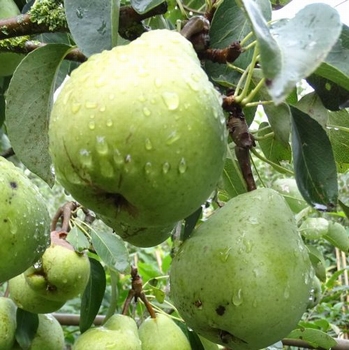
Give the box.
[0,157,50,283]
[49,29,227,228]
[9,273,65,314]
[24,231,91,302]
[138,313,191,350]
[0,297,16,350]
[73,315,141,350]
[170,188,314,350]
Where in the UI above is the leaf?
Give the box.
[242,0,281,79]
[64,0,120,57]
[291,106,338,211]
[326,109,349,172]
[287,328,337,349]
[66,225,90,252]
[206,0,271,86]
[257,122,291,166]
[183,207,202,241]
[267,3,342,104]
[306,245,327,282]
[5,44,72,186]
[80,257,106,333]
[90,228,129,273]
[150,286,165,303]
[131,0,165,14]
[324,221,349,252]
[306,74,349,111]
[339,199,349,219]
[15,309,39,350]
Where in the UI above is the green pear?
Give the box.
[138,313,191,350]
[0,297,16,350]
[272,178,308,213]
[0,0,24,77]
[11,314,64,350]
[8,273,65,314]
[73,314,141,350]
[0,157,50,283]
[49,29,227,228]
[101,216,176,247]
[24,232,91,302]
[170,188,314,350]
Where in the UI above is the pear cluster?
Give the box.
[73,313,191,350]
[49,29,227,247]
[8,232,91,314]
[0,157,50,283]
[170,188,314,349]
[0,297,64,350]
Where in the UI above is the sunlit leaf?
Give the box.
[287,328,337,349]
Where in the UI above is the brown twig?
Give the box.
[198,42,243,64]
[121,266,156,318]
[223,93,256,191]
[50,201,79,232]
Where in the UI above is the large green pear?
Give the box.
[8,273,65,314]
[11,314,64,350]
[24,233,91,302]
[73,314,141,350]
[170,188,314,350]
[0,297,16,350]
[138,313,191,350]
[49,29,227,228]
[100,215,176,247]
[0,157,50,283]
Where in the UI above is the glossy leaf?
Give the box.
[339,200,349,219]
[183,207,202,241]
[131,0,165,14]
[267,4,342,104]
[287,328,337,349]
[80,257,106,333]
[324,222,349,252]
[67,225,90,253]
[90,228,129,273]
[5,44,72,186]
[64,0,120,57]
[15,309,39,349]
[306,245,327,282]
[291,106,338,211]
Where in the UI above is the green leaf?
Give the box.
[64,0,120,57]
[206,0,271,86]
[287,328,337,349]
[326,109,349,172]
[306,74,349,111]
[242,0,281,80]
[257,122,291,165]
[131,0,165,14]
[150,286,165,303]
[306,245,327,282]
[80,257,106,333]
[67,225,90,252]
[90,228,129,273]
[291,106,338,211]
[183,207,202,241]
[267,3,342,104]
[339,199,349,219]
[324,221,349,252]
[5,44,72,186]
[15,309,39,350]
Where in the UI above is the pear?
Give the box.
[0,157,50,283]
[138,313,191,350]
[73,314,141,350]
[24,231,91,302]
[0,297,16,350]
[11,314,64,350]
[8,273,65,314]
[101,216,176,247]
[49,29,227,229]
[170,188,314,350]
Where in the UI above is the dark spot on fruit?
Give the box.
[219,330,247,345]
[9,181,18,189]
[105,193,138,217]
[216,305,225,315]
[3,218,8,223]
[194,300,202,308]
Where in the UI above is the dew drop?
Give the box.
[186,77,199,91]
[252,298,258,308]
[95,76,106,88]
[144,162,152,174]
[248,217,259,225]
[166,131,181,145]
[145,138,152,150]
[100,160,114,178]
[71,103,81,114]
[219,247,232,262]
[125,154,132,163]
[96,136,108,155]
[88,121,95,130]
[79,149,92,167]
[162,162,170,174]
[106,119,113,127]
[178,158,187,174]
[113,149,123,166]
[232,289,243,306]
[138,94,146,102]
[243,238,253,253]
[162,92,179,110]
[143,107,151,116]
[85,102,98,109]
[99,105,106,112]
[283,284,290,299]
[154,77,162,87]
